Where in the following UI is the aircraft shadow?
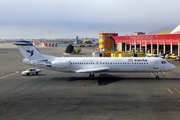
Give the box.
[24,74,46,76]
[51,74,180,86]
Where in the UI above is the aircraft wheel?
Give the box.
[89,75,94,80]
[156,75,159,79]
[89,73,94,80]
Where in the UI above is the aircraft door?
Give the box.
[154,61,158,69]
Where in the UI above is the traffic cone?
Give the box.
[83,83,85,87]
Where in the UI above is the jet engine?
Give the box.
[50,60,71,68]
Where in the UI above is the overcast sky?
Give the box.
[0,0,180,39]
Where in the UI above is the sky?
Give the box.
[0,0,180,39]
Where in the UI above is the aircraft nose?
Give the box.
[170,64,175,70]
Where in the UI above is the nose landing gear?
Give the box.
[156,75,159,79]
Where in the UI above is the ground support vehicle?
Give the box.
[21,68,41,76]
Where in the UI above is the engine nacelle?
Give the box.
[23,59,31,65]
[51,60,71,68]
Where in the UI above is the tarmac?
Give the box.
[0,43,180,120]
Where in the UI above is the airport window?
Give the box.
[99,36,104,39]
[107,42,111,45]
[99,42,104,45]
[105,36,112,39]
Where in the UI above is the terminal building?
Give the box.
[99,25,180,55]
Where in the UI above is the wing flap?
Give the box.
[76,67,110,73]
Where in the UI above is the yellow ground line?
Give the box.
[171,73,175,75]
[163,73,170,75]
[151,73,153,76]
[167,88,173,94]
[175,88,180,94]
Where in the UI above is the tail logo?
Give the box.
[26,50,34,57]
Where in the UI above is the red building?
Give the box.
[112,33,180,55]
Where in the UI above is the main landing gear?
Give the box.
[89,72,94,80]
[156,75,159,79]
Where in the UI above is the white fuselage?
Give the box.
[23,56,175,73]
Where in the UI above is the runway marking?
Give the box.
[167,88,173,94]
[0,71,19,79]
[175,88,180,94]
[171,72,175,75]
[163,73,170,75]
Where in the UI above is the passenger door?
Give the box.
[154,61,158,69]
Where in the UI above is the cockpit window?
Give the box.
[161,61,166,64]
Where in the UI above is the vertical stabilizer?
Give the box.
[170,25,180,34]
[13,41,46,60]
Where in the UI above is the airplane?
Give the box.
[90,39,99,45]
[13,40,175,79]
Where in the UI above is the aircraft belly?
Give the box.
[134,67,148,72]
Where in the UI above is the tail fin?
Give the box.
[170,24,180,34]
[13,41,46,61]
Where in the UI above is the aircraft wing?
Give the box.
[75,67,110,73]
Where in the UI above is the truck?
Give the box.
[21,68,41,76]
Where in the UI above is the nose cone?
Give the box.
[169,64,175,71]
